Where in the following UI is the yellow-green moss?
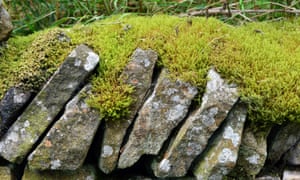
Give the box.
[1,15,300,125]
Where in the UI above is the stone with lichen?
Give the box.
[152,68,239,178]
[118,69,198,169]
[99,48,158,173]
[27,84,102,170]
[193,101,247,180]
[0,0,13,42]
[0,44,99,164]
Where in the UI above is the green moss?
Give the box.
[1,15,300,125]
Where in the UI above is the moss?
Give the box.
[1,15,300,125]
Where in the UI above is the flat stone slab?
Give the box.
[0,44,99,163]
[0,2,13,41]
[22,165,98,180]
[99,48,158,173]
[28,84,102,170]
[193,102,247,180]
[152,68,239,177]
[118,69,198,169]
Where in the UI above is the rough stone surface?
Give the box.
[282,170,300,180]
[27,84,102,170]
[152,68,239,177]
[99,48,158,173]
[256,175,281,180]
[284,140,300,165]
[0,44,99,163]
[22,165,98,180]
[0,87,33,137]
[0,166,12,180]
[268,122,300,164]
[118,69,198,169]
[193,102,247,180]
[0,1,13,41]
[231,125,270,177]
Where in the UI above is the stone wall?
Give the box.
[0,45,299,180]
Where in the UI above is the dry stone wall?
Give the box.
[0,45,300,179]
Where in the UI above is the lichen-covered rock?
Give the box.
[27,84,101,170]
[118,69,198,169]
[0,166,12,180]
[152,68,239,178]
[230,125,270,177]
[268,123,300,164]
[22,165,98,180]
[0,44,99,163]
[193,102,247,180]
[0,0,13,41]
[99,48,158,173]
[0,87,33,137]
[284,140,300,165]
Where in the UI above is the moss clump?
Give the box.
[1,15,300,125]
[0,28,72,98]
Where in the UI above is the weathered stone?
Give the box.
[27,84,102,170]
[268,123,300,164]
[193,102,247,180]
[118,69,198,169]
[99,48,158,173]
[0,166,12,180]
[22,165,98,180]
[0,87,33,137]
[152,68,239,177]
[0,1,13,41]
[284,140,300,165]
[0,44,99,163]
[231,125,270,177]
[283,169,300,180]
[256,175,280,180]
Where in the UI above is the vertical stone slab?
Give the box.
[268,123,300,164]
[193,102,247,180]
[230,125,270,177]
[0,0,13,41]
[152,68,239,177]
[0,44,99,163]
[27,84,101,170]
[99,48,158,173]
[118,69,198,169]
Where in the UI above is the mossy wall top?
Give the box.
[0,15,300,125]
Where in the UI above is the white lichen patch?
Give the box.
[84,52,99,71]
[201,107,218,127]
[142,58,151,67]
[69,49,77,57]
[7,131,19,142]
[159,158,171,172]
[24,120,30,128]
[218,148,237,163]
[167,104,185,122]
[74,58,82,67]
[246,154,260,164]
[13,93,26,104]
[223,126,240,147]
[207,69,223,93]
[171,95,181,103]
[50,159,62,169]
[102,145,114,158]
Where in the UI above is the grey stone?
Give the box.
[231,125,270,177]
[256,175,281,180]
[27,84,102,170]
[22,165,98,180]
[0,44,99,163]
[193,101,247,180]
[283,170,300,180]
[0,2,13,41]
[0,166,12,180]
[285,140,300,165]
[118,69,198,169]
[152,68,239,178]
[99,48,158,173]
[268,122,300,164]
[0,87,33,137]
